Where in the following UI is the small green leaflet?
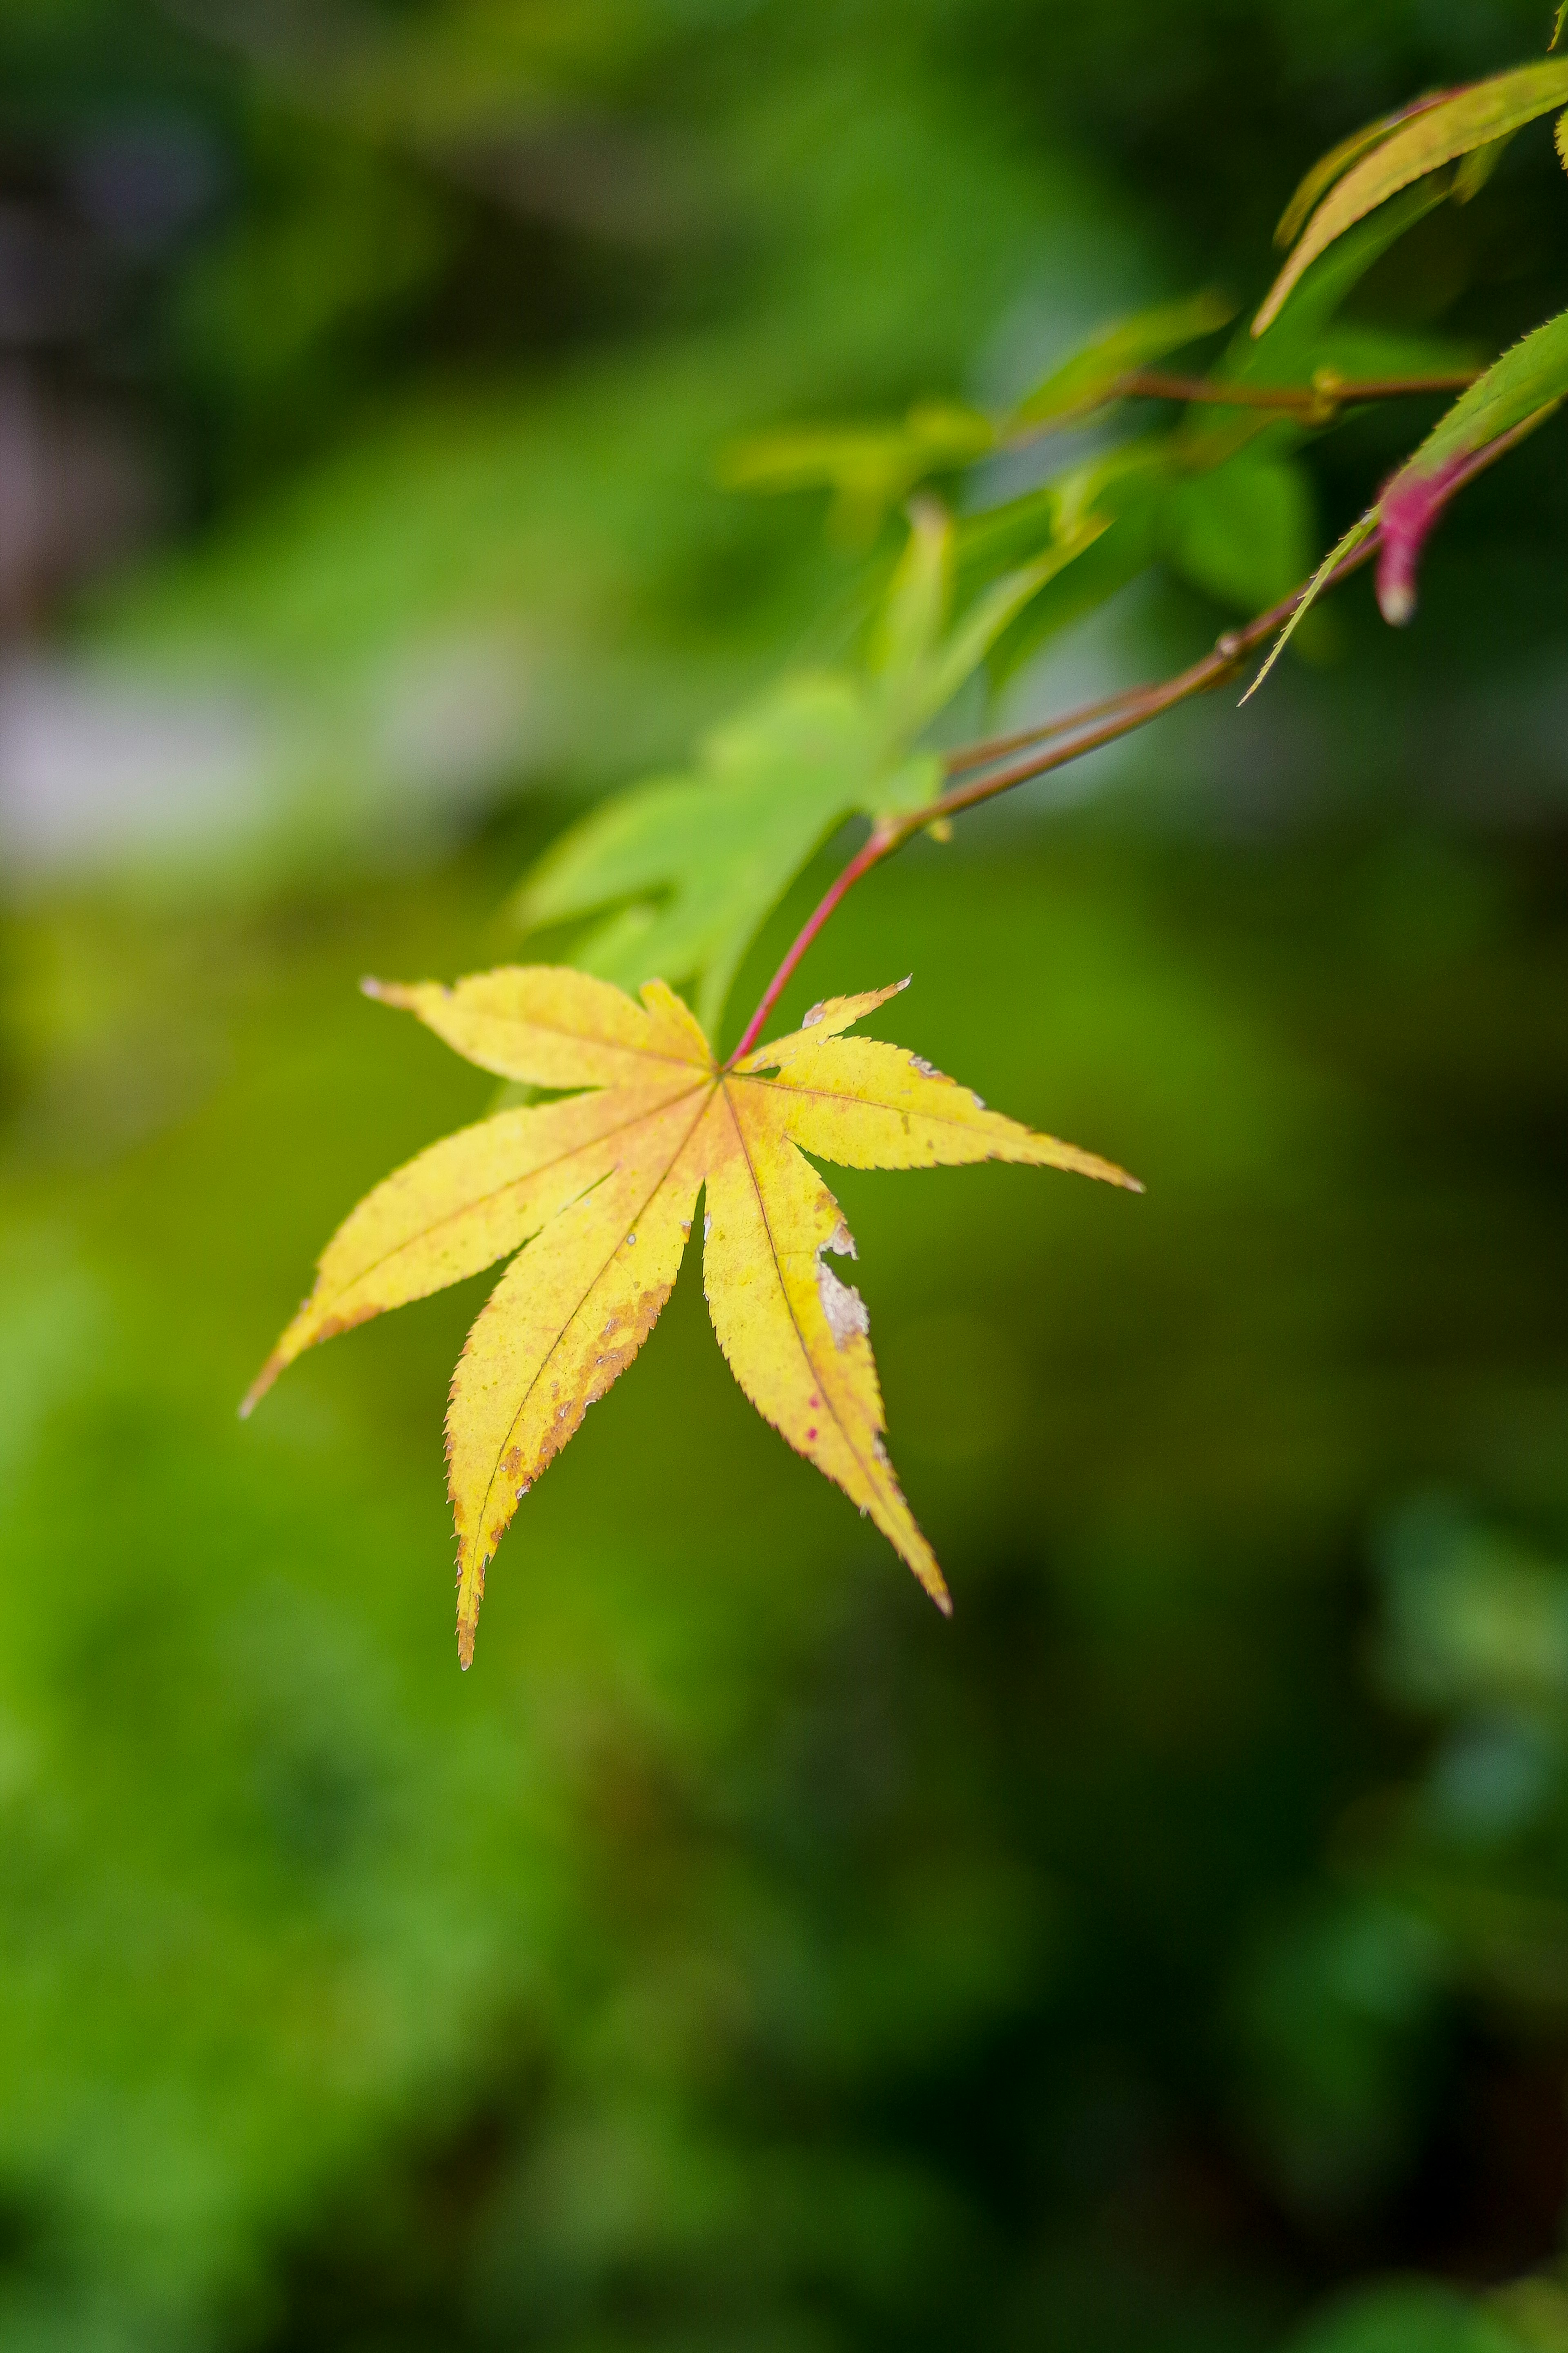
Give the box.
[511,507,1096,1031]
[1004,290,1235,431]
[1555,4,1567,52]
[1255,59,1568,335]
[1237,512,1379,702]
[718,403,994,538]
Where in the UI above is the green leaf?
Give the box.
[1227,183,1446,392]
[1006,289,1235,431]
[1176,185,1449,475]
[980,494,1166,690]
[867,498,952,700]
[1255,59,1568,335]
[1161,453,1316,615]
[1554,3,1567,51]
[510,501,1095,1027]
[866,497,1111,736]
[1238,509,1379,703]
[954,440,1172,686]
[907,524,1109,729]
[512,675,938,1033]
[1274,91,1452,249]
[1395,304,1568,485]
[1452,131,1514,202]
[718,401,994,533]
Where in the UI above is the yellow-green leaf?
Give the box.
[1273,91,1451,249]
[246,969,1140,1666]
[1255,59,1568,336]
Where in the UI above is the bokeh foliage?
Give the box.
[1,2,1568,2350]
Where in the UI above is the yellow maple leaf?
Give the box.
[243,968,1140,1666]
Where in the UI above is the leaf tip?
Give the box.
[363,975,425,1015]
[1078,1151,1144,1192]
[238,1360,278,1419]
[910,1552,953,1617]
[1377,578,1418,627]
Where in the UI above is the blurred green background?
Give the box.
[3,3,1568,2349]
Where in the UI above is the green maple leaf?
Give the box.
[511,504,1095,1031]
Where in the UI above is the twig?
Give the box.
[1114,367,1478,414]
[1002,368,1479,450]
[999,368,1479,453]
[943,685,1161,778]
[726,534,1381,1064]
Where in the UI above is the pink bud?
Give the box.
[1374,455,1469,628]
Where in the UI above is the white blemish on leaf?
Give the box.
[802,1002,826,1027]
[910,1055,940,1078]
[704,1214,713,1240]
[816,1252,869,1349]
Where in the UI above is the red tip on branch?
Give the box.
[1375,457,1467,626]
[1374,413,1555,629]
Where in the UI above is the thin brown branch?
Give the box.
[1000,367,1479,452]
[944,685,1162,778]
[1116,367,1477,413]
